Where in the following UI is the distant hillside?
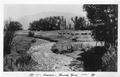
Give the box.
[16,12,83,30]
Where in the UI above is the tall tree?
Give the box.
[4,21,22,56]
[84,5,118,46]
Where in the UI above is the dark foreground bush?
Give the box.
[101,46,117,71]
[77,46,107,71]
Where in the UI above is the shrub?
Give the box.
[15,54,31,66]
[28,31,34,37]
[31,39,36,43]
[4,53,38,71]
[51,48,59,54]
[51,41,74,54]
[17,50,26,54]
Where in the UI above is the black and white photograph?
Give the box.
[3,4,118,72]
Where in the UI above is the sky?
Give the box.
[4,4,87,20]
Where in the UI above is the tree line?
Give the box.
[28,16,92,31]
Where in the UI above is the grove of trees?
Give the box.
[29,16,67,31]
[28,16,91,31]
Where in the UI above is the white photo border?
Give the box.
[0,0,120,77]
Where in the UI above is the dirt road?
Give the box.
[27,41,76,71]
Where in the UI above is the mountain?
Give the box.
[16,12,83,30]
